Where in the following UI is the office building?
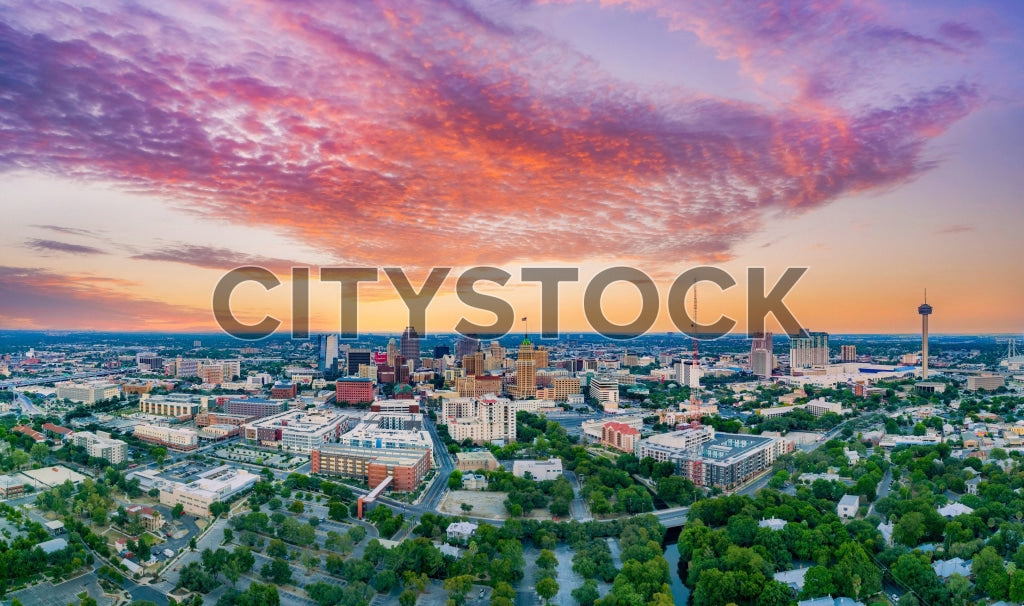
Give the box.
[589,376,619,412]
[336,377,375,404]
[456,335,480,359]
[552,377,581,401]
[149,466,258,516]
[55,381,121,404]
[967,375,1005,391]
[400,326,421,368]
[138,393,206,418]
[319,334,339,374]
[514,338,537,399]
[750,333,773,378]
[346,349,372,375]
[134,424,198,451]
[195,412,255,427]
[270,381,298,400]
[224,398,289,419]
[455,375,503,398]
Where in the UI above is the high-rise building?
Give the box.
[840,345,857,363]
[346,349,372,375]
[400,326,421,368]
[750,333,773,379]
[456,334,479,359]
[918,292,932,380]
[533,346,549,369]
[433,345,450,359]
[386,339,399,367]
[463,351,485,376]
[319,334,338,374]
[789,330,829,372]
[515,338,536,399]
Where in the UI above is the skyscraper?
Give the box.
[840,345,857,363]
[318,334,338,374]
[750,332,773,378]
[919,291,932,379]
[400,326,420,368]
[386,338,399,367]
[515,337,536,399]
[790,330,829,372]
[456,334,480,359]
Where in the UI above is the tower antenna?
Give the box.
[691,278,700,407]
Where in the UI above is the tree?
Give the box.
[894,512,926,547]
[30,442,49,464]
[536,577,559,604]
[172,503,185,519]
[288,500,304,514]
[572,579,599,606]
[1010,570,1024,604]
[153,447,167,467]
[448,470,464,490]
[947,573,974,606]
[973,546,1009,600]
[756,580,793,606]
[260,558,292,585]
[800,566,835,599]
[833,541,882,599]
[443,574,475,605]
[399,591,417,606]
[461,503,474,513]
[537,549,558,571]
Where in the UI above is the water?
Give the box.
[663,542,691,605]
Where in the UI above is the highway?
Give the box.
[0,367,136,389]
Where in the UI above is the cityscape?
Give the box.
[1,2,1023,606]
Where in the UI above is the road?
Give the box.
[564,470,591,522]
[0,367,137,389]
[15,391,45,416]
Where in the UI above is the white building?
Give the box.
[837,494,860,519]
[589,376,619,412]
[150,464,258,515]
[512,459,563,481]
[138,393,208,417]
[56,381,121,404]
[244,409,350,453]
[338,412,432,453]
[134,424,198,451]
[446,521,478,543]
[441,397,541,444]
[70,431,127,464]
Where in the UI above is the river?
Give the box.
[663,527,691,605]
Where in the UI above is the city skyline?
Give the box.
[1,1,1022,335]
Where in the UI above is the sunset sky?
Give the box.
[1,0,1022,336]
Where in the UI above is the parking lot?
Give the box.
[11,568,114,606]
[213,445,308,470]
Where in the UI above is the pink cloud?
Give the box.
[0,0,985,269]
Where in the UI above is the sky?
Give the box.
[1,0,1022,337]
